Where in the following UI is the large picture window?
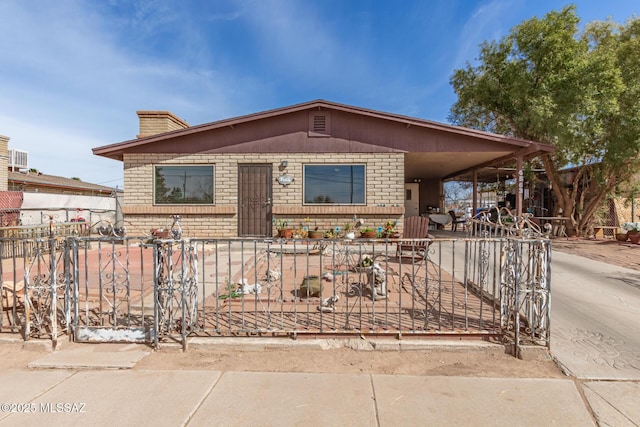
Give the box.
[304,164,365,205]
[154,165,214,205]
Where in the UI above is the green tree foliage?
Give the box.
[449,6,640,235]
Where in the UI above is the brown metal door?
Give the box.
[238,164,272,237]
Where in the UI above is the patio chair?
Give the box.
[2,281,25,328]
[397,216,432,259]
[448,210,466,232]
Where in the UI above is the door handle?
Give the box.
[263,198,271,207]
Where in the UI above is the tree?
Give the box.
[449,6,640,235]
[444,181,472,210]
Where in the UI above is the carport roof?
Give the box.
[93,99,554,181]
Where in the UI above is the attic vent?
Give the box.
[313,115,326,132]
[308,111,331,137]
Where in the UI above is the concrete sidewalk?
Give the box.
[0,367,595,426]
[0,338,610,427]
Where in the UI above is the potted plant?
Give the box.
[343,223,355,239]
[382,220,398,238]
[615,231,628,242]
[150,228,170,239]
[621,222,640,244]
[359,227,377,238]
[616,231,629,242]
[293,227,308,239]
[308,227,325,239]
[274,218,293,238]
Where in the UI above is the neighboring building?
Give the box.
[0,134,121,227]
[8,170,117,197]
[93,100,554,238]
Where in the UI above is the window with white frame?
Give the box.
[154,165,214,205]
[303,164,365,205]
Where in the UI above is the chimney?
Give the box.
[137,111,189,138]
[0,135,9,191]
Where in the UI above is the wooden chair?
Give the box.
[397,216,432,259]
[2,281,25,328]
[448,210,466,232]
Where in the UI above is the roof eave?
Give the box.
[93,100,553,160]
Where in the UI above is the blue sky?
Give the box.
[0,0,637,189]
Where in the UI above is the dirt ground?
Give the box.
[551,236,640,271]
[133,343,565,378]
[0,337,564,378]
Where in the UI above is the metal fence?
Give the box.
[0,235,551,355]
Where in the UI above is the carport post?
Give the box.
[516,155,523,217]
[472,170,478,215]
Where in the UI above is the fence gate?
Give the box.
[72,238,155,343]
[500,238,551,354]
[22,238,71,349]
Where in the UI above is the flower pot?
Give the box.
[277,229,294,238]
[628,231,640,245]
[308,230,324,239]
[344,232,355,240]
[359,231,377,238]
[615,233,629,242]
[299,275,322,297]
[151,229,170,239]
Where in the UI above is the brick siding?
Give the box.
[123,152,405,237]
[136,111,189,138]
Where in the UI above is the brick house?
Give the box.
[92,100,553,238]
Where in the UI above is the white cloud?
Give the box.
[0,1,263,188]
[0,114,123,186]
[453,0,518,69]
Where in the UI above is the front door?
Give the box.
[404,183,420,217]
[238,164,272,237]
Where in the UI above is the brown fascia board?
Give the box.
[93,99,554,161]
[443,143,555,181]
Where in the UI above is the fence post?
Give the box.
[50,238,58,350]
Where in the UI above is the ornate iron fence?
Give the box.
[72,237,153,344]
[0,235,551,355]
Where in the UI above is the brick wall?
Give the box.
[122,152,405,237]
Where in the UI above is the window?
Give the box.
[154,165,214,205]
[304,164,365,205]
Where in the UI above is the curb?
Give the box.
[184,336,511,353]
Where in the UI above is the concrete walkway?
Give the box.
[0,338,607,427]
[0,365,594,426]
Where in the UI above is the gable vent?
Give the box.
[312,115,326,132]
[308,111,331,137]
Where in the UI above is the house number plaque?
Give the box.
[277,174,294,186]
